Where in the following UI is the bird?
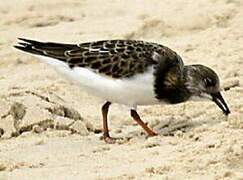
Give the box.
[14,38,230,143]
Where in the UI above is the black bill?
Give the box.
[211,92,230,115]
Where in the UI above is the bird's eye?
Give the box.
[203,78,215,87]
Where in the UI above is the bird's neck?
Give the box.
[153,66,191,104]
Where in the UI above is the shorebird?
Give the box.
[14,38,230,143]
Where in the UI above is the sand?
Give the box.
[0,0,242,179]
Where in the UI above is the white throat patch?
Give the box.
[189,93,212,102]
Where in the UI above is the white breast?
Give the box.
[36,56,160,107]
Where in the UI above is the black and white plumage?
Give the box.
[14,38,230,143]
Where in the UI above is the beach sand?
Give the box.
[0,0,242,179]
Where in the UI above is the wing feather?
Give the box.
[15,39,180,78]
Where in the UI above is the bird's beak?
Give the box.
[211,92,230,115]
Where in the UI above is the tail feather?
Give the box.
[18,38,44,46]
[17,38,76,49]
[14,44,45,56]
[14,38,78,60]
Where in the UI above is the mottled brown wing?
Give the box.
[66,40,167,78]
[14,39,178,78]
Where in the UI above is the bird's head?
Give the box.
[184,64,230,115]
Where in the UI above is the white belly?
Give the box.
[36,56,160,107]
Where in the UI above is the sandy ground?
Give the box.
[0,0,243,179]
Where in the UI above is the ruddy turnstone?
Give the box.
[14,38,230,142]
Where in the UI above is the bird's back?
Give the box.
[15,39,179,78]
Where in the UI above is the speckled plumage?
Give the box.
[14,38,230,142]
[15,38,181,78]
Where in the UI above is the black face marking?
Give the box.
[188,64,220,94]
[204,78,216,87]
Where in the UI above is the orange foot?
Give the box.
[100,135,127,144]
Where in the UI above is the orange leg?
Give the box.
[131,109,157,136]
[101,101,111,138]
